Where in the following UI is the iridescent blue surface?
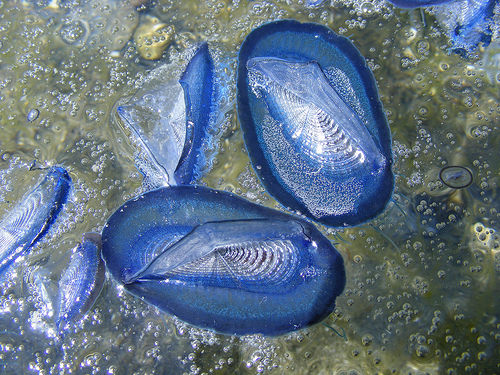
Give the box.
[57,232,105,331]
[101,185,346,336]
[433,0,498,52]
[386,0,453,8]
[237,20,394,227]
[117,42,215,186]
[388,0,497,51]
[0,166,71,275]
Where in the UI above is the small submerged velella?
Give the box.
[387,0,498,51]
[439,165,473,188]
[237,20,394,227]
[57,233,105,331]
[0,166,71,275]
[27,109,40,122]
[117,42,216,187]
[101,185,346,336]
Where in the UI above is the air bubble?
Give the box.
[59,20,88,45]
[439,166,473,189]
[415,345,429,357]
[360,3,376,17]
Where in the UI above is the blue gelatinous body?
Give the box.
[386,0,454,8]
[101,186,345,336]
[117,42,215,186]
[237,20,394,227]
[433,0,498,52]
[0,166,71,274]
[57,233,105,330]
[388,0,498,51]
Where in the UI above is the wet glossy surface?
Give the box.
[0,0,499,373]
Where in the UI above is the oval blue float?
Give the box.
[101,186,346,336]
[237,20,394,227]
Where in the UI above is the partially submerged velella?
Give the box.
[237,20,394,227]
[387,0,498,52]
[57,233,105,331]
[101,185,346,336]
[433,0,498,52]
[386,0,454,8]
[117,42,216,187]
[0,166,71,275]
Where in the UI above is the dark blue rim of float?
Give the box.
[386,0,454,9]
[237,19,392,222]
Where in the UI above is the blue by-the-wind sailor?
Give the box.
[387,0,499,52]
[237,20,394,227]
[246,0,326,6]
[433,0,499,52]
[386,0,455,8]
[56,233,105,331]
[101,185,346,336]
[0,166,71,275]
[116,42,216,187]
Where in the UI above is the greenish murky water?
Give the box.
[0,0,499,373]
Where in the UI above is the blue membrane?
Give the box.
[0,166,71,275]
[57,233,105,331]
[387,0,498,52]
[237,20,394,228]
[433,0,498,52]
[117,42,215,186]
[101,186,345,336]
[386,0,454,8]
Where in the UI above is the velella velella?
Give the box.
[386,0,454,8]
[0,166,71,275]
[433,0,499,52]
[387,0,499,51]
[101,185,346,336]
[237,20,394,227]
[439,165,473,188]
[56,233,105,331]
[117,42,216,187]
[27,108,40,122]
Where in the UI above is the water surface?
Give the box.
[0,0,499,373]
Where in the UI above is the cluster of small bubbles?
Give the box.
[59,20,88,46]
[470,223,500,256]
